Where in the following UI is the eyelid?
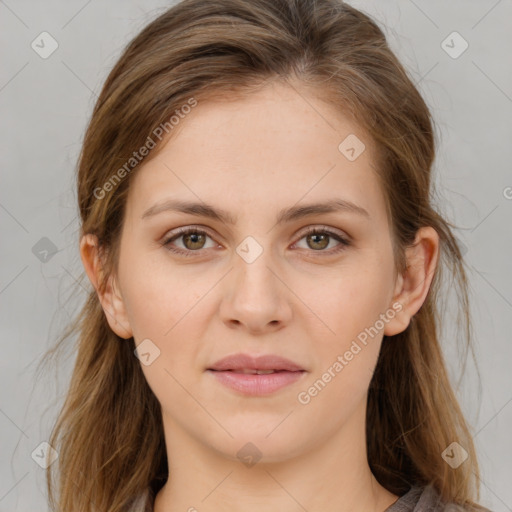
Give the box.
[162,223,350,241]
[294,224,350,241]
[161,224,220,243]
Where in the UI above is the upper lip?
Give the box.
[208,353,305,372]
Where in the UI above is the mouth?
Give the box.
[206,353,307,396]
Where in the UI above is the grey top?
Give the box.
[383,485,474,511]
[127,484,490,512]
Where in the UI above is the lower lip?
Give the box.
[207,370,306,396]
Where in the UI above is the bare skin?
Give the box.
[81,79,439,512]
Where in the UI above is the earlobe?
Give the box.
[79,234,133,339]
[102,277,133,339]
[383,227,440,337]
[383,273,408,336]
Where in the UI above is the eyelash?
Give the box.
[162,225,351,258]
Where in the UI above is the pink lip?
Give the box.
[207,353,307,396]
[208,370,305,395]
[208,353,305,372]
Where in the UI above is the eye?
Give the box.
[162,226,218,257]
[162,225,351,258]
[293,226,351,255]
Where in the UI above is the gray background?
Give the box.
[1,0,511,510]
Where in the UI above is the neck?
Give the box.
[154,402,399,512]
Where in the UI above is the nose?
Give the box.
[219,247,293,335]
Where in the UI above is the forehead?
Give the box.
[126,81,388,229]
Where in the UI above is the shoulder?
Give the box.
[387,485,494,512]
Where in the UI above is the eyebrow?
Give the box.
[141,198,370,224]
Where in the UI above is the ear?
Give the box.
[384,226,440,336]
[79,234,133,339]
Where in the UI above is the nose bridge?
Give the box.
[233,234,281,301]
[219,234,292,331]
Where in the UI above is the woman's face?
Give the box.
[108,80,407,462]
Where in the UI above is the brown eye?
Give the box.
[162,225,351,258]
[163,227,216,257]
[294,227,351,255]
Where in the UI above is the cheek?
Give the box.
[298,271,389,419]
[119,252,209,402]
[118,247,204,344]
[315,262,394,341]
[304,253,395,398]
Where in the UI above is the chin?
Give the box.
[220,426,309,463]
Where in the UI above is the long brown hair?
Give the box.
[40,1,486,510]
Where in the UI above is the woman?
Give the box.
[42,0,492,510]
